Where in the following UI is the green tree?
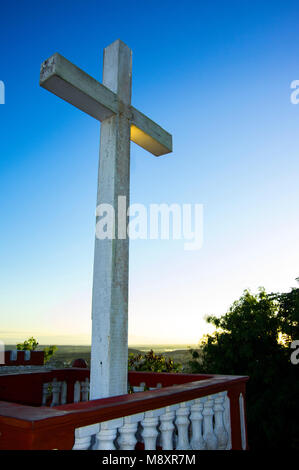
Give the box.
[43,345,58,363]
[189,287,299,450]
[17,336,39,351]
[128,349,182,373]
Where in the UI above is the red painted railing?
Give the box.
[1,350,44,367]
[0,368,89,406]
[0,368,248,450]
[0,369,214,407]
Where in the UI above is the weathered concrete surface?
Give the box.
[90,41,131,399]
[40,39,173,400]
[40,52,118,121]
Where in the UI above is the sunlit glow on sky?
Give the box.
[1,0,299,346]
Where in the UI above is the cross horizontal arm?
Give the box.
[130,107,172,156]
[40,53,118,121]
[40,53,172,156]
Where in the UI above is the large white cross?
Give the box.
[40,39,172,399]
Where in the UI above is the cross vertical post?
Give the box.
[90,40,132,399]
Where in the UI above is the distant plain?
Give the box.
[5,344,199,370]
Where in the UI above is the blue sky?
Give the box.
[1,0,299,345]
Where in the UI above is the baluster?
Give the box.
[24,350,31,361]
[153,383,164,448]
[202,395,218,450]
[50,378,61,407]
[159,404,178,450]
[74,380,81,403]
[136,421,144,446]
[214,392,228,450]
[42,383,49,406]
[190,398,205,450]
[141,409,161,450]
[175,401,192,450]
[118,413,144,450]
[239,393,246,450]
[223,391,232,449]
[61,381,67,405]
[81,378,89,401]
[73,423,99,450]
[93,418,123,450]
[10,350,17,361]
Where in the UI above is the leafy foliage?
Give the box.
[43,345,58,363]
[189,287,299,450]
[16,337,57,364]
[16,336,39,351]
[128,349,182,373]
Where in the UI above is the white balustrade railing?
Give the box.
[42,378,90,407]
[37,373,244,450]
[0,371,248,450]
[72,392,232,450]
[43,378,163,407]
[43,378,162,407]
